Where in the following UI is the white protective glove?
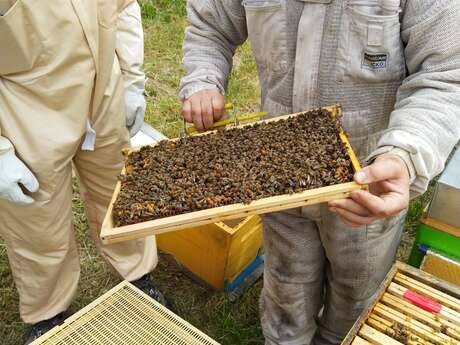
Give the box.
[0,150,39,204]
[124,84,146,137]
[116,1,146,137]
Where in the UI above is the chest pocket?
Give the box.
[0,0,44,76]
[242,0,288,75]
[336,0,405,83]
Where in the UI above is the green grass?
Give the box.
[0,1,429,344]
[140,0,185,22]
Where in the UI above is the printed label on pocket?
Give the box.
[361,52,388,71]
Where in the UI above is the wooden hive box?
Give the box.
[408,214,460,278]
[101,104,365,245]
[342,262,460,345]
[157,216,263,290]
[427,144,460,229]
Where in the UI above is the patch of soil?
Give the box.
[113,109,354,226]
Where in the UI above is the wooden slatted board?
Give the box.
[30,281,220,345]
[101,105,365,244]
[343,262,460,345]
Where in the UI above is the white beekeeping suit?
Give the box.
[179,0,460,344]
[0,0,157,326]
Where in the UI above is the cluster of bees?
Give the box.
[113,109,354,226]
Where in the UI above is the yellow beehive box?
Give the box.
[156,215,263,290]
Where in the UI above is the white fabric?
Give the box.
[0,139,39,204]
[124,84,146,137]
[116,1,146,137]
[292,3,326,111]
[81,120,97,151]
[130,122,168,147]
[0,135,13,154]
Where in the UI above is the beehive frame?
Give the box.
[101,104,365,244]
[342,261,460,345]
[30,281,221,345]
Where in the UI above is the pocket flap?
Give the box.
[0,0,43,75]
[242,0,281,10]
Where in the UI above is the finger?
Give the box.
[329,208,363,228]
[351,189,407,218]
[330,206,377,226]
[129,108,144,137]
[191,98,204,132]
[342,218,363,228]
[328,198,371,217]
[182,99,192,123]
[354,157,404,184]
[220,110,229,121]
[9,184,35,204]
[211,94,225,121]
[17,161,39,193]
[126,112,134,127]
[201,97,214,130]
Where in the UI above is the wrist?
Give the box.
[377,151,412,181]
[368,146,416,184]
[179,82,221,101]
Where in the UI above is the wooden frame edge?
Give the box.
[421,215,460,239]
[101,181,362,244]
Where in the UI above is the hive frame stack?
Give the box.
[342,262,460,345]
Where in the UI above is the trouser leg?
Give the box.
[73,132,157,282]
[261,207,325,345]
[71,54,157,281]
[0,165,79,324]
[313,206,406,345]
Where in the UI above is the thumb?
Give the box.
[129,108,144,137]
[9,184,35,204]
[354,157,403,184]
[17,160,39,193]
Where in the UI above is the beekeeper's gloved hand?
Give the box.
[125,84,145,137]
[0,150,39,204]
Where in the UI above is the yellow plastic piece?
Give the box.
[156,215,263,290]
[185,109,268,135]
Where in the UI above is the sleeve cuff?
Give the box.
[179,82,222,101]
[367,146,417,184]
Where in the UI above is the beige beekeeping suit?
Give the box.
[0,0,157,324]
